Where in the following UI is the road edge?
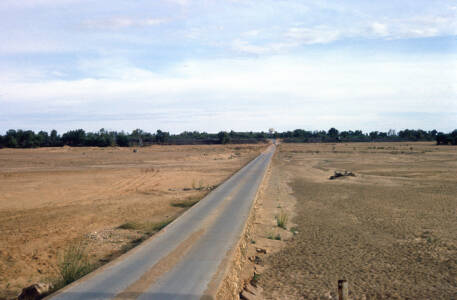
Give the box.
[211,146,275,299]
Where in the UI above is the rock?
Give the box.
[249,255,262,264]
[240,283,263,300]
[256,248,267,254]
[240,290,257,300]
[18,283,52,300]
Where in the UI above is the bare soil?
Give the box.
[252,142,457,299]
[0,144,266,299]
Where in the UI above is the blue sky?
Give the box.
[1,0,456,133]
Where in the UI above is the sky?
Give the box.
[0,0,456,134]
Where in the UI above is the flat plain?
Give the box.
[0,144,266,299]
[254,142,457,299]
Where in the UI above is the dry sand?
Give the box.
[0,144,266,299]
[250,142,456,299]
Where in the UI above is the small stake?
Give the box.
[338,280,348,300]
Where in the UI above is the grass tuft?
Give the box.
[53,243,94,290]
[276,212,288,229]
[117,222,142,230]
[144,219,174,235]
[267,233,281,240]
[170,198,200,208]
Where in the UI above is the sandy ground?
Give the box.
[249,142,457,299]
[0,144,266,299]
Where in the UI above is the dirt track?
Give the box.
[0,144,265,299]
[253,142,457,299]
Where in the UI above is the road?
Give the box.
[49,144,275,300]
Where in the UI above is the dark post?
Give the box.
[338,279,348,300]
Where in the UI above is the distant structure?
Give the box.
[268,128,276,134]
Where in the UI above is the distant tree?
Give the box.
[436,133,450,145]
[50,129,61,146]
[20,130,36,148]
[387,129,396,137]
[115,132,129,147]
[36,131,49,147]
[156,130,170,144]
[328,128,339,137]
[369,131,379,140]
[218,131,230,144]
[131,129,144,146]
[5,130,18,148]
[97,129,114,147]
[451,129,457,145]
[62,129,86,146]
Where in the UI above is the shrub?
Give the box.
[117,222,142,230]
[56,243,94,287]
[276,212,288,229]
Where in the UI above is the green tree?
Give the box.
[328,128,339,137]
[62,129,86,146]
[50,129,60,146]
[116,132,129,147]
[156,130,170,144]
[218,131,230,144]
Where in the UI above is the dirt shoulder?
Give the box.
[247,142,457,299]
[0,144,266,299]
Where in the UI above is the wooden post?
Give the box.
[338,280,348,300]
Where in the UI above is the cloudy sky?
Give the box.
[1,0,456,134]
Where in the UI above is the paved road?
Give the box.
[49,144,275,300]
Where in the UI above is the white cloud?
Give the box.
[2,55,455,110]
[166,0,189,5]
[242,30,261,37]
[285,27,341,44]
[369,15,457,40]
[231,39,296,55]
[82,18,167,29]
[1,55,456,132]
[0,0,84,9]
[371,22,389,37]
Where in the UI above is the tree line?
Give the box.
[0,128,455,148]
[278,128,456,144]
[0,129,268,148]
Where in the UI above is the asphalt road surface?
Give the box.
[49,144,275,300]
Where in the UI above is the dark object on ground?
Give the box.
[329,171,355,180]
[18,283,52,300]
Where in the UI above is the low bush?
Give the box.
[53,243,94,290]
